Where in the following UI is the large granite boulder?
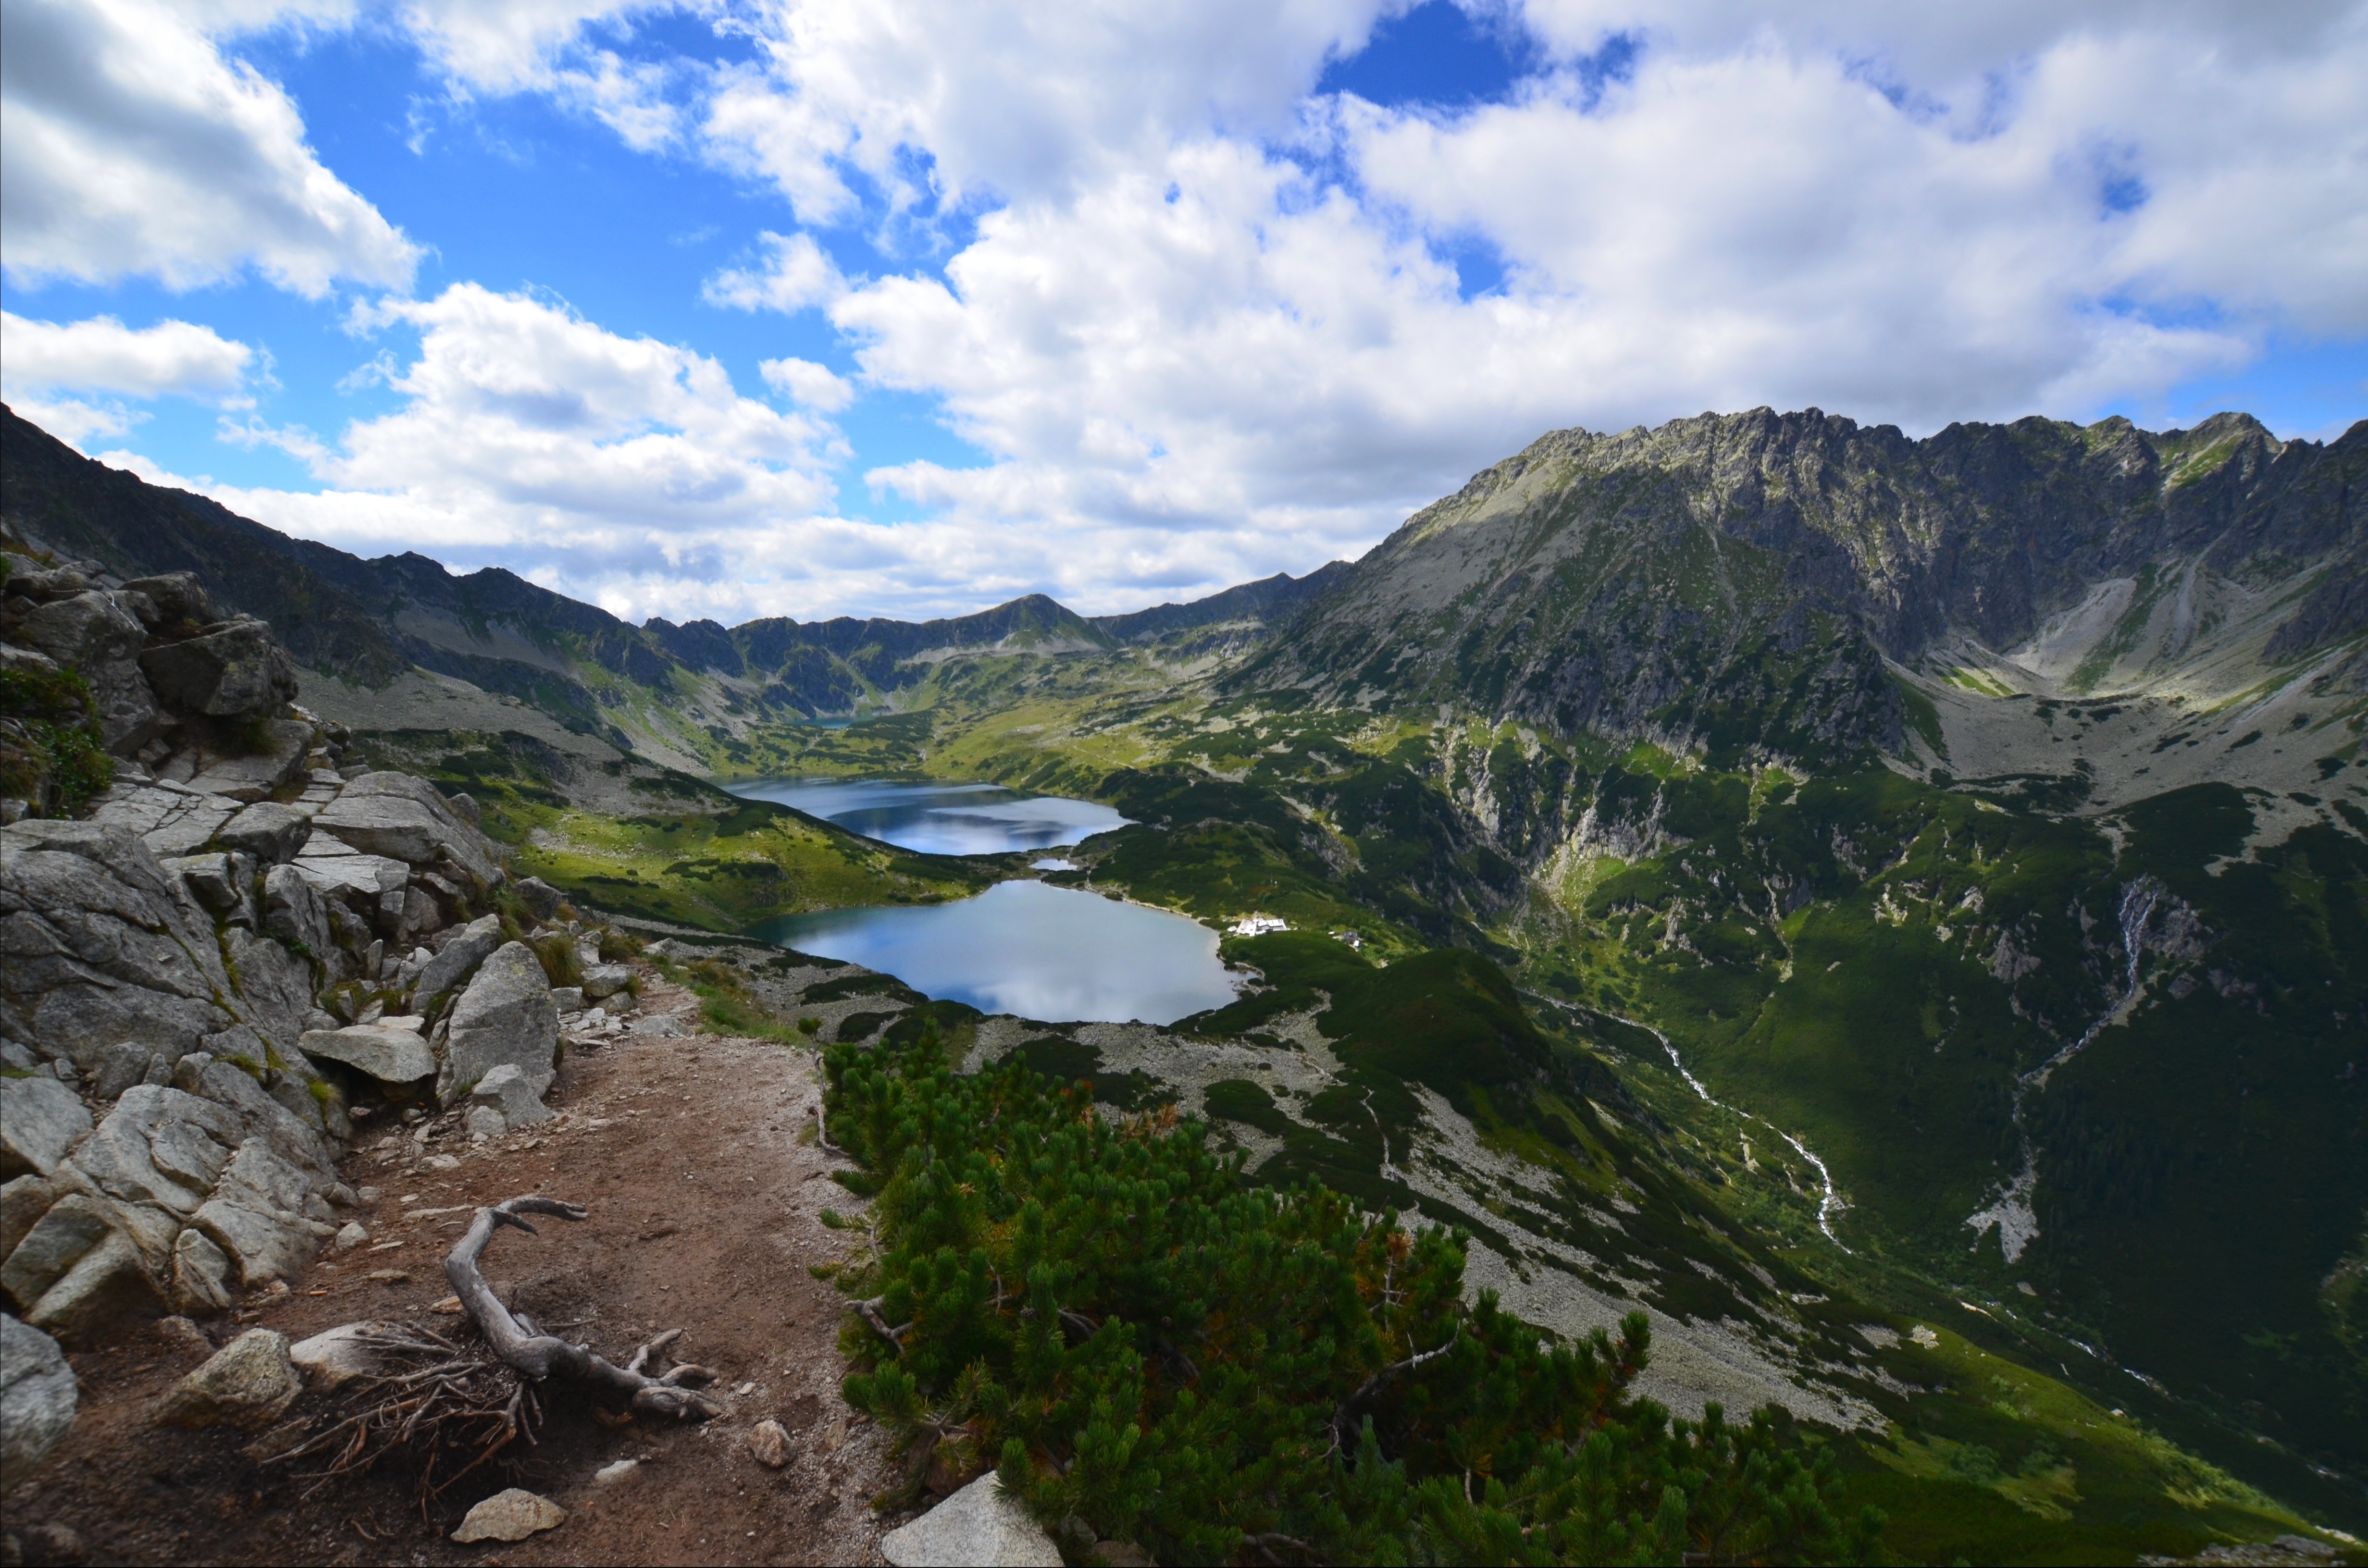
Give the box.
[415,914,501,1005]
[0,819,239,1072]
[299,1023,434,1087]
[438,943,557,1108]
[212,802,310,864]
[0,1314,76,1490]
[14,590,163,754]
[311,774,500,886]
[0,1076,90,1179]
[137,618,296,720]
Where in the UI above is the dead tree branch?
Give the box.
[446,1195,722,1420]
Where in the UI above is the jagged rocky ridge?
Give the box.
[1241,408,2365,765]
[1,405,1343,769]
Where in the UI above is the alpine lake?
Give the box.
[727,778,1241,1025]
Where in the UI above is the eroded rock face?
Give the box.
[0,1313,77,1490]
[137,619,297,720]
[213,802,310,864]
[438,942,557,1108]
[0,1076,91,1179]
[0,820,237,1071]
[15,590,162,753]
[261,864,332,960]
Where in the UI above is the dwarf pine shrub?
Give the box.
[824,1017,1883,1565]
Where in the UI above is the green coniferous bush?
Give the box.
[823,1017,1884,1565]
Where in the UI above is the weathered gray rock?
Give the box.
[0,820,239,1071]
[312,774,500,886]
[468,1063,550,1128]
[0,1313,77,1490]
[331,1221,368,1253]
[16,590,163,754]
[463,1104,506,1139]
[222,927,314,1054]
[120,573,213,629]
[86,1041,156,1102]
[161,851,256,921]
[156,1328,299,1430]
[437,943,557,1109]
[415,914,501,1003]
[513,877,563,920]
[288,1320,401,1391]
[169,1227,234,1315]
[260,864,332,959]
[137,619,296,719]
[85,779,238,859]
[879,1473,1063,1568]
[581,964,632,1000]
[299,1024,434,1086]
[0,1176,55,1261]
[451,1489,566,1543]
[291,845,411,905]
[190,1141,335,1289]
[184,719,311,803]
[549,986,584,1014]
[67,1086,240,1217]
[25,1229,165,1346]
[0,1076,90,1178]
[212,802,310,865]
[1,1196,112,1311]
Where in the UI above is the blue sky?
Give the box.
[3,0,2363,623]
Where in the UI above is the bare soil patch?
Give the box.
[7,972,901,1566]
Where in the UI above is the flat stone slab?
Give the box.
[299,1024,435,1085]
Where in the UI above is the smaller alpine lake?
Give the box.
[725,776,1130,856]
[751,880,1240,1025]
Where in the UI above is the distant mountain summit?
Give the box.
[1244,407,2365,786]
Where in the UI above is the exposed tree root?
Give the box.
[445,1195,724,1421]
[267,1196,719,1501]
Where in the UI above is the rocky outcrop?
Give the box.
[137,619,296,719]
[311,772,501,887]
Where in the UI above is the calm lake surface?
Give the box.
[726,777,1131,856]
[751,880,1240,1025]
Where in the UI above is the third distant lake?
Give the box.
[725,776,1130,856]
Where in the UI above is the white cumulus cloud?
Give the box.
[703,231,846,313]
[4,311,261,452]
[760,357,856,411]
[0,0,419,296]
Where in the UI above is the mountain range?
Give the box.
[5,397,2363,1546]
